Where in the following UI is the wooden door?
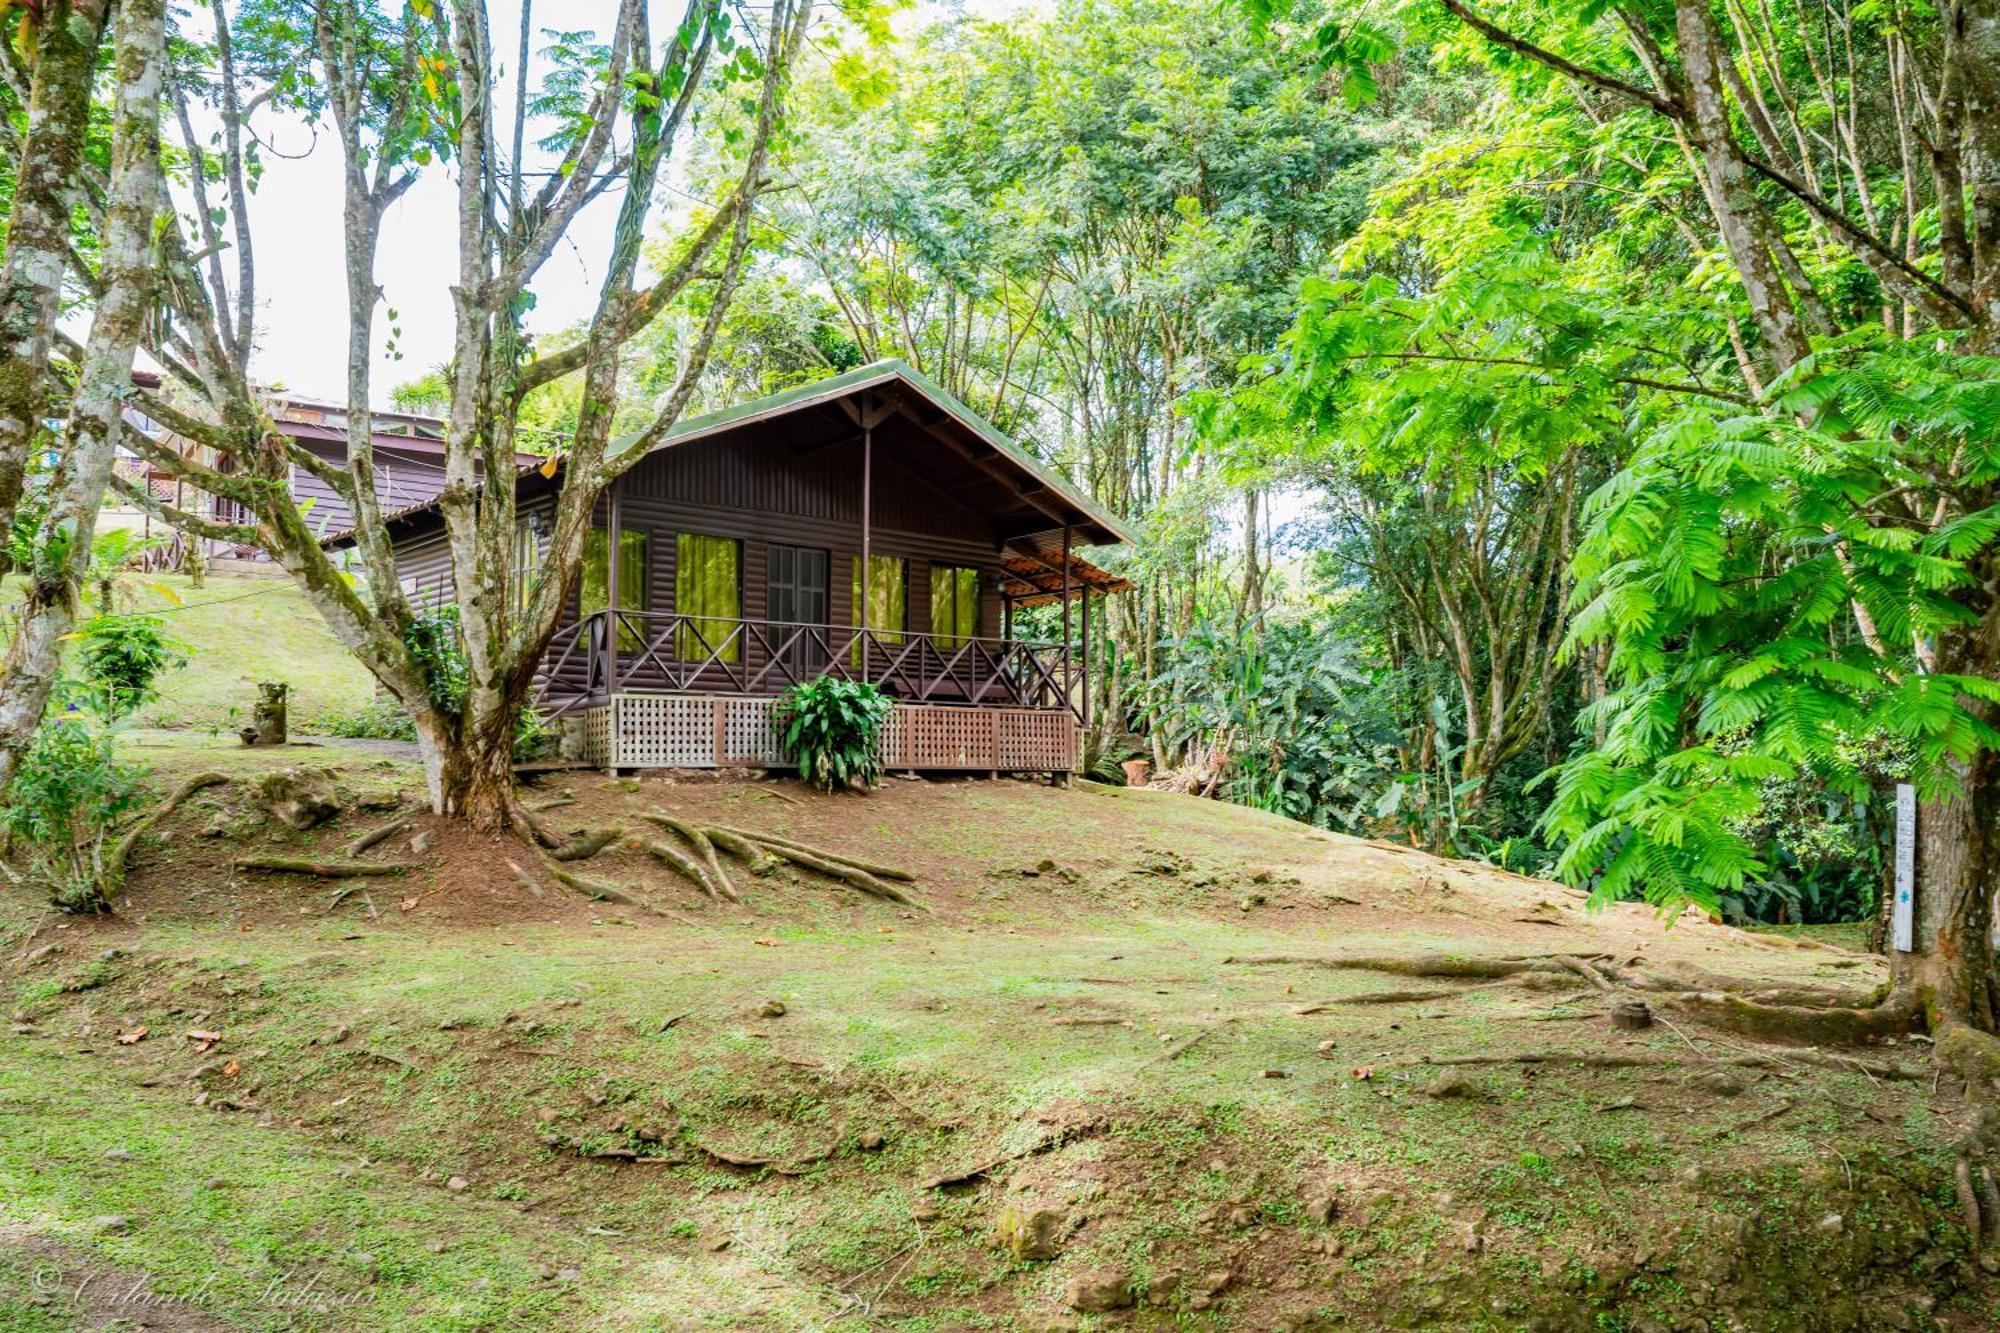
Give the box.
[766,544,829,679]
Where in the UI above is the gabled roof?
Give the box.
[325,359,1132,549]
[629,359,1133,546]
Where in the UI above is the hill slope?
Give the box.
[2,571,376,731]
[0,741,1987,1331]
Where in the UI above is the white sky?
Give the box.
[232,0,1044,405]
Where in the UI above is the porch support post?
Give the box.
[606,477,621,695]
[860,409,872,683]
[1061,523,1072,718]
[1081,585,1092,732]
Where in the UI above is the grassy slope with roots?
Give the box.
[0,737,1992,1330]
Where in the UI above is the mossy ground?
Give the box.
[0,736,1991,1330]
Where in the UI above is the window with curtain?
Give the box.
[676,533,742,662]
[510,517,544,616]
[929,564,980,646]
[850,554,905,667]
[580,528,647,651]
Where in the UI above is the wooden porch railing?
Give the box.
[538,611,1081,719]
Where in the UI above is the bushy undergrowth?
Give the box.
[774,677,893,791]
[0,718,146,912]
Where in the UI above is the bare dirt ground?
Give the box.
[0,743,1988,1330]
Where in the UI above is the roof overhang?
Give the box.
[325,360,1133,553]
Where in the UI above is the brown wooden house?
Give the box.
[328,360,1132,773]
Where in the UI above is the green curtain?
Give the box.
[929,565,980,646]
[581,528,647,650]
[850,554,905,667]
[510,519,543,616]
[676,533,742,662]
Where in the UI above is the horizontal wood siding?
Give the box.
[293,442,450,539]
[384,425,1044,708]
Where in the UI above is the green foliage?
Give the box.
[400,606,550,760]
[303,695,418,742]
[1145,617,1399,830]
[773,678,894,792]
[73,613,188,721]
[0,718,147,913]
[404,606,471,716]
[1543,338,2000,913]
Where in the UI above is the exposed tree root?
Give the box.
[629,815,922,907]
[547,827,626,862]
[1295,987,1494,1010]
[1227,952,1601,980]
[1233,950,1939,1056]
[627,836,733,902]
[1669,990,1923,1045]
[708,824,916,881]
[104,771,230,895]
[704,827,780,876]
[233,857,414,877]
[547,866,656,912]
[758,841,920,907]
[504,859,545,898]
[1409,1048,1923,1080]
[1934,1020,2000,1092]
[346,819,413,858]
[1557,956,1618,992]
[639,813,736,900]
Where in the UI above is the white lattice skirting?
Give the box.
[575,694,1077,772]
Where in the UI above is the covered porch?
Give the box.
[530,362,1132,773]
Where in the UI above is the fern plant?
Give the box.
[773,678,893,792]
[1542,335,2000,914]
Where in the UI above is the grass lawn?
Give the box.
[1,572,376,732]
[0,737,1983,1331]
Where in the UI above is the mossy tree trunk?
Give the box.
[0,0,165,796]
[0,0,111,573]
[106,0,809,837]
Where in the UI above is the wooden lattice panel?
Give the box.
[887,707,998,770]
[614,695,721,768]
[597,694,1077,773]
[578,705,612,767]
[997,710,1077,771]
[721,697,782,764]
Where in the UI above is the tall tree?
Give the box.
[0,0,112,572]
[0,0,169,796]
[115,0,811,832]
[1249,0,2000,1059]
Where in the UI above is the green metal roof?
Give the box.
[613,358,1134,546]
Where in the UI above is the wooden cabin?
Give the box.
[327,361,1132,773]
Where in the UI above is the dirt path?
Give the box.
[0,1222,233,1331]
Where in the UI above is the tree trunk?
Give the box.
[0,0,112,572]
[0,0,164,798]
[1899,601,2000,1076]
[1901,774,2000,1030]
[412,689,525,834]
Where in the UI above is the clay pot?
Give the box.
[1121,758,1151,789]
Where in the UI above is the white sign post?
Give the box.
[1892,783,1916,953]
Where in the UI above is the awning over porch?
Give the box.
[998,551,1134,608]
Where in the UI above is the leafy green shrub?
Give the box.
[303,696,418,741]
[1144,617,1399,831]
[0,718,147,913]
[75,613,188,721]
[399,607,551,760]
[773,678,893,791]
[404,607,471,714]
